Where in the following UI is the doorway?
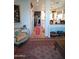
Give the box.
[34,11,41,27]
[30,11,45,39]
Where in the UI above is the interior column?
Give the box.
[45,0,51,37]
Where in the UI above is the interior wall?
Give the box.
[14,0,22,28]
[41,11,45,29]
[45,0,51,37]
[14,0,34,35]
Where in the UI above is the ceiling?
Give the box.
[31,0,45,11]
[31,0,65,12]
[50,0,65,9]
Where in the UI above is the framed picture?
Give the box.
[14,5,20,23]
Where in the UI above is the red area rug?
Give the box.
[14,40,64,59]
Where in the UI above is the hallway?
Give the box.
[31,26,45,39]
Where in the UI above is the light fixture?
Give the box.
[36,0,39,2]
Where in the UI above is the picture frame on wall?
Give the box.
[14,5,20,23]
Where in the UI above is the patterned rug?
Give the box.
[14,40,65,59]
